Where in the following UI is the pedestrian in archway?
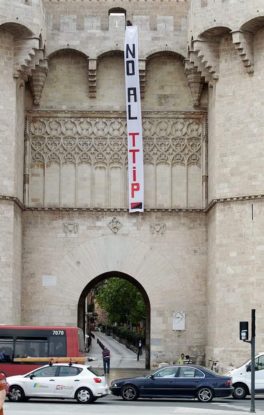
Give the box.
[137,339,143,361]
[102,347,110,374]
[0,371,7,415]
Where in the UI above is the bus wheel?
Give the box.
[75,387,94,403]
[8,385,26,402]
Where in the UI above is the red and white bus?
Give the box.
[0,326,85,376]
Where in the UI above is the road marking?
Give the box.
[217,402,250,411]
[172,405,248,414]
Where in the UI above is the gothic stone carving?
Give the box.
[185,60,204,107]
[63,222,79,235]
[30,62,48,106]
[150,223,166,235]
[108,217,122,234]
[27,112,205,168]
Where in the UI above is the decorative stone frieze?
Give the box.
[27,112,205,167]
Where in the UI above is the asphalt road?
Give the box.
[3,395,264,415]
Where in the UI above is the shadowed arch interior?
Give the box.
[78,271,151,369]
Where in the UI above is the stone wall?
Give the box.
[207,200,264,369]
[44,0,189,63]
[22,209,207,365]
[189,0,264,40]
[189,0,264,369]
[208,31,264,200]
[0,202,22,324]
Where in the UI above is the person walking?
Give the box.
[137,339,143,361]
[0,371,7,415]
[102,347,110,374]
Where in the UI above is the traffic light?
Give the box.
[240,321,249,341]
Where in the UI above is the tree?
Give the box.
[95,277,146,326]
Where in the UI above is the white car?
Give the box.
[227,352,264,399]
[7,363,109,403]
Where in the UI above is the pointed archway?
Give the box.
[78,271,151,369]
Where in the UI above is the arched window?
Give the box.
[108,7,126,18]
[108,8,126,30]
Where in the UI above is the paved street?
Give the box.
[88,331,146,372]
[4,396,264,415]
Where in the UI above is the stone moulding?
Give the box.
[232,30,254,74]
[88,58,97,98]
[188,39,220,84]
[1,194,264,213]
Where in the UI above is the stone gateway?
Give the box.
[0,0,264,370]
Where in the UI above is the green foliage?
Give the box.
[95,277,146,326]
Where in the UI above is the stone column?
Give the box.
[0,30,23,324]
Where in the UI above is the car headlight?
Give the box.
[111,383,118,387]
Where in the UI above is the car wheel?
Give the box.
[232,383,248,399]
[197,387,214,402]
[75,387,94,404]
[8,385,26,402]
[121,384,139,401]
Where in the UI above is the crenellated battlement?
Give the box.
[43,0,189,32]
[189,0,264,39]
[187,0,264,79]
[0,0,46,37]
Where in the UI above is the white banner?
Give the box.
[124,26,144,213]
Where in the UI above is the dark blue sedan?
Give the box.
[110,365,233,402]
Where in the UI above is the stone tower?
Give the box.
[188,0,264,368]
[0,0,264,369]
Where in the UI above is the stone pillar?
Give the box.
[0,30,23,324]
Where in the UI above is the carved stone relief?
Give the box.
[26,111,206,209]
[63,222,79,235]
[150,223,166,235]
[108,217,122,233]
[27,112,205,167]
